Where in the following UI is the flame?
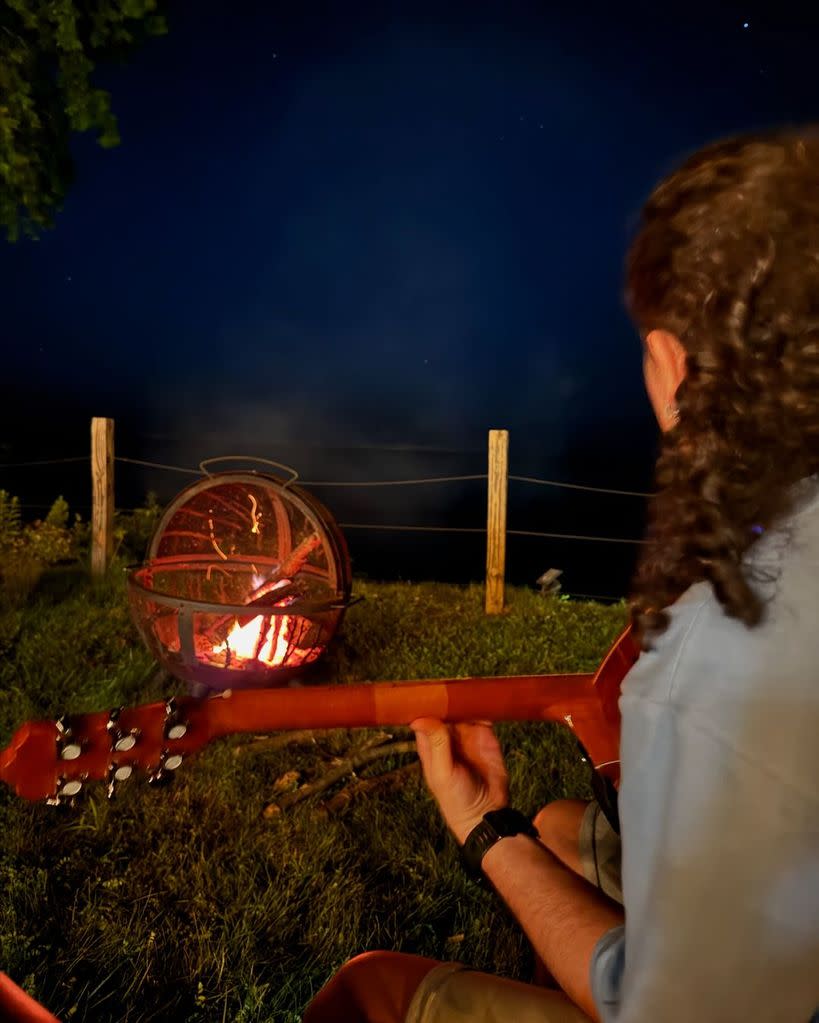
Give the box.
[215,613,293,666]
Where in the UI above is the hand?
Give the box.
[410,718,509,845]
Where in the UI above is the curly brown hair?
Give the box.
[626,127,819,645]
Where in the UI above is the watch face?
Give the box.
[485,808,537,838]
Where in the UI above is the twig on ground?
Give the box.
[232,729,319,756]
[316,761,422,817]
[263,738,417,817]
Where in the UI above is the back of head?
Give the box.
[626,127,819,641]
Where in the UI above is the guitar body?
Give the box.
[0,972,59,1022]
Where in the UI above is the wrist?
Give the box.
[451,805,508,847]
[480,831,539,874]
[453,818,488,847]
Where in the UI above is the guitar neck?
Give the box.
[0,668,621,802]
[204,671,596,736]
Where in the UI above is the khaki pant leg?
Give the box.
[404,963,593,1023]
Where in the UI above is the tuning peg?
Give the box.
[106,708,140,752]
[163,698,188,741]
[147,768,174,788]
[106,762,134,799]
[162,752,184,771]
[55,715,84,761]
[45,776,86,806]
[147,750,185,788]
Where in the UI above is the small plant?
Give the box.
[0,490,23,554]
[26,497,76,564]
[115,491,163,562]
[0,494,81,603]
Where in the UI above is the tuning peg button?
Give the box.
[55,716,84,760]
[106,763,134,799]
[107,708,140,752]
[46,776,86,805]
[147,750,185,788]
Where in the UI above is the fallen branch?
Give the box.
[263,739,417,817]
[316,761,422,817]
[233,729,318,756]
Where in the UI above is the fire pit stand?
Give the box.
[127,471,353,694]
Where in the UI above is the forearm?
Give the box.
[481,833,625,1021]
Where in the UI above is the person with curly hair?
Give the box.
[303,127,819,1023]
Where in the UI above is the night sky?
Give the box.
[3,0,819,596]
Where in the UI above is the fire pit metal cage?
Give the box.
[127,471,353,692]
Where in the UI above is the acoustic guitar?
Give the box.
[0,626,638,1022]
[0,627,636,805]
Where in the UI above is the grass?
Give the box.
[0,564,627,1022]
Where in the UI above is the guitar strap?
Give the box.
[591,767,621,836]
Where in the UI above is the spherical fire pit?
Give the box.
[127,471,352,693]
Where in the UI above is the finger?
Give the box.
[454,722,501,763]
[455,724,509,785]
[410,718,454,781]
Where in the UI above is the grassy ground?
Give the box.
[0,565,627,1022]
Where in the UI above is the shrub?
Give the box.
[115,491,163,562]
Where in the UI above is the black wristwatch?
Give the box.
[460,808,539,884]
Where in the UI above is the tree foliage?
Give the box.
[0,0,167,241]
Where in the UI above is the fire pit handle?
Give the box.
[198,456,299,488]
[329,595,365,611]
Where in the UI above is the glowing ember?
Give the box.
[215,614,294,666]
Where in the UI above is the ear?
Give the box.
[645,329,687,394]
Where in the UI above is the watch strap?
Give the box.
[460,808,539,884]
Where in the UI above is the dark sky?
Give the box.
[3,0,819,593]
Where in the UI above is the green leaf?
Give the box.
[0,0,169,241]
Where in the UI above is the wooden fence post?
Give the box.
[485,428,508,614]
[91,417,114,577]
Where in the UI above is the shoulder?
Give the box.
[624,475,819,710]
[620,584,711,706]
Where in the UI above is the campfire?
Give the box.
[127,472,352,693]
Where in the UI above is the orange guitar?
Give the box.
[0,626,637,1022]
[0,627,635,805]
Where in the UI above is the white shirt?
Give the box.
[591,477,819,1022]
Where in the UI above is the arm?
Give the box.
[481,832,624,1020]
[410,718,623,1021]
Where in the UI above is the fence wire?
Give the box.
[1,450,651,548]
[0,455,90,468]
[510,474,653,498]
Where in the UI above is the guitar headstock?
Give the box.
[0,696,213,804]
